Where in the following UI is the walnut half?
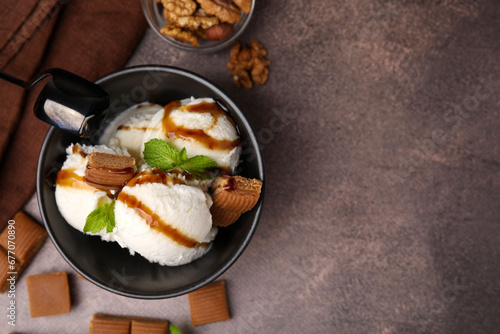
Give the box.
[197,0,241,24]
[227,39,270,89]
[160,24,200,46]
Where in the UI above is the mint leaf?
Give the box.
[178,147,188,162]
[143,139,219,180]
[169,324,182,334]
[177,155,219,180]
[143,138,180,170]
[83,200,116,234]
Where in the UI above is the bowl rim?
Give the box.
[141,0,255,53]
[37,64,265,298]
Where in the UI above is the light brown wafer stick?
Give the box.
[211,175,262,213]
[188,280,231,326]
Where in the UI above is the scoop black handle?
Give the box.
[0,69,110,138]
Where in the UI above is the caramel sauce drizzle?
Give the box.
[72,144,88,158]
[137,103,156,109]
[223,177,237,191]
[117,190,205,248]
[56,169,96,191]
[126,169,186,187]
[118,169,206,248]
[162,100,240,150]
[116,125,150,131]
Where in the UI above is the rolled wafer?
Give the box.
[210,205,241,227]
[85,152,135,191]
[211,175,262,213]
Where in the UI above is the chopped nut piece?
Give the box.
[250,57,271,85]
[85,153,135,192]
[250,38,267,58]
[26,272,71,317]
[227,39,270,89]
[163,8,219,30]
[229,66,253,89]
[232,0,252,14]
[227,43,253,89]
[188,280,231,326]
[161,0,197,16]
[197,0,241,24]
[161,24,200,46]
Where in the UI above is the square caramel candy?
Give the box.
[89,314,169,334]
[131,318,169,334]
[89,314,131,334]
[0,211,47,263]
[0,250,19,293]
[26,271,71,317]
[188,280,231,326]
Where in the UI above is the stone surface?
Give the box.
[2,1,500,333]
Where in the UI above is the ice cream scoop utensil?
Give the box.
[0,69,109,138]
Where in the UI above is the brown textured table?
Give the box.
[3,1,500,333]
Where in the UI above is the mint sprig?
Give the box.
[169,324,183,334]
[83,200,116,234]
[143,139,218,180]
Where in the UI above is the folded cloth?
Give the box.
[0,0,147,229]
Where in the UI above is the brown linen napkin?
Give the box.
[0,0,147,229]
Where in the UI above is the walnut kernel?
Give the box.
[197,0,242,24]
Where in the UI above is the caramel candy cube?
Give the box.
[26,271,71,317]
[89,314,169,334]
[0,211,47,263]
[188,280,231,326]
[89,314,131,334]
[131,319,169,334]
[0,250,19,293]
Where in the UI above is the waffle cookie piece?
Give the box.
[188,280,231,326]
[26,271,71,317]
[210,175,262,226]
[85,152,135,191]
[89,314,169,334]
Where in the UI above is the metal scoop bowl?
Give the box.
[0,68,109,138]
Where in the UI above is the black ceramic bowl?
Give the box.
[37,65,264,299]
